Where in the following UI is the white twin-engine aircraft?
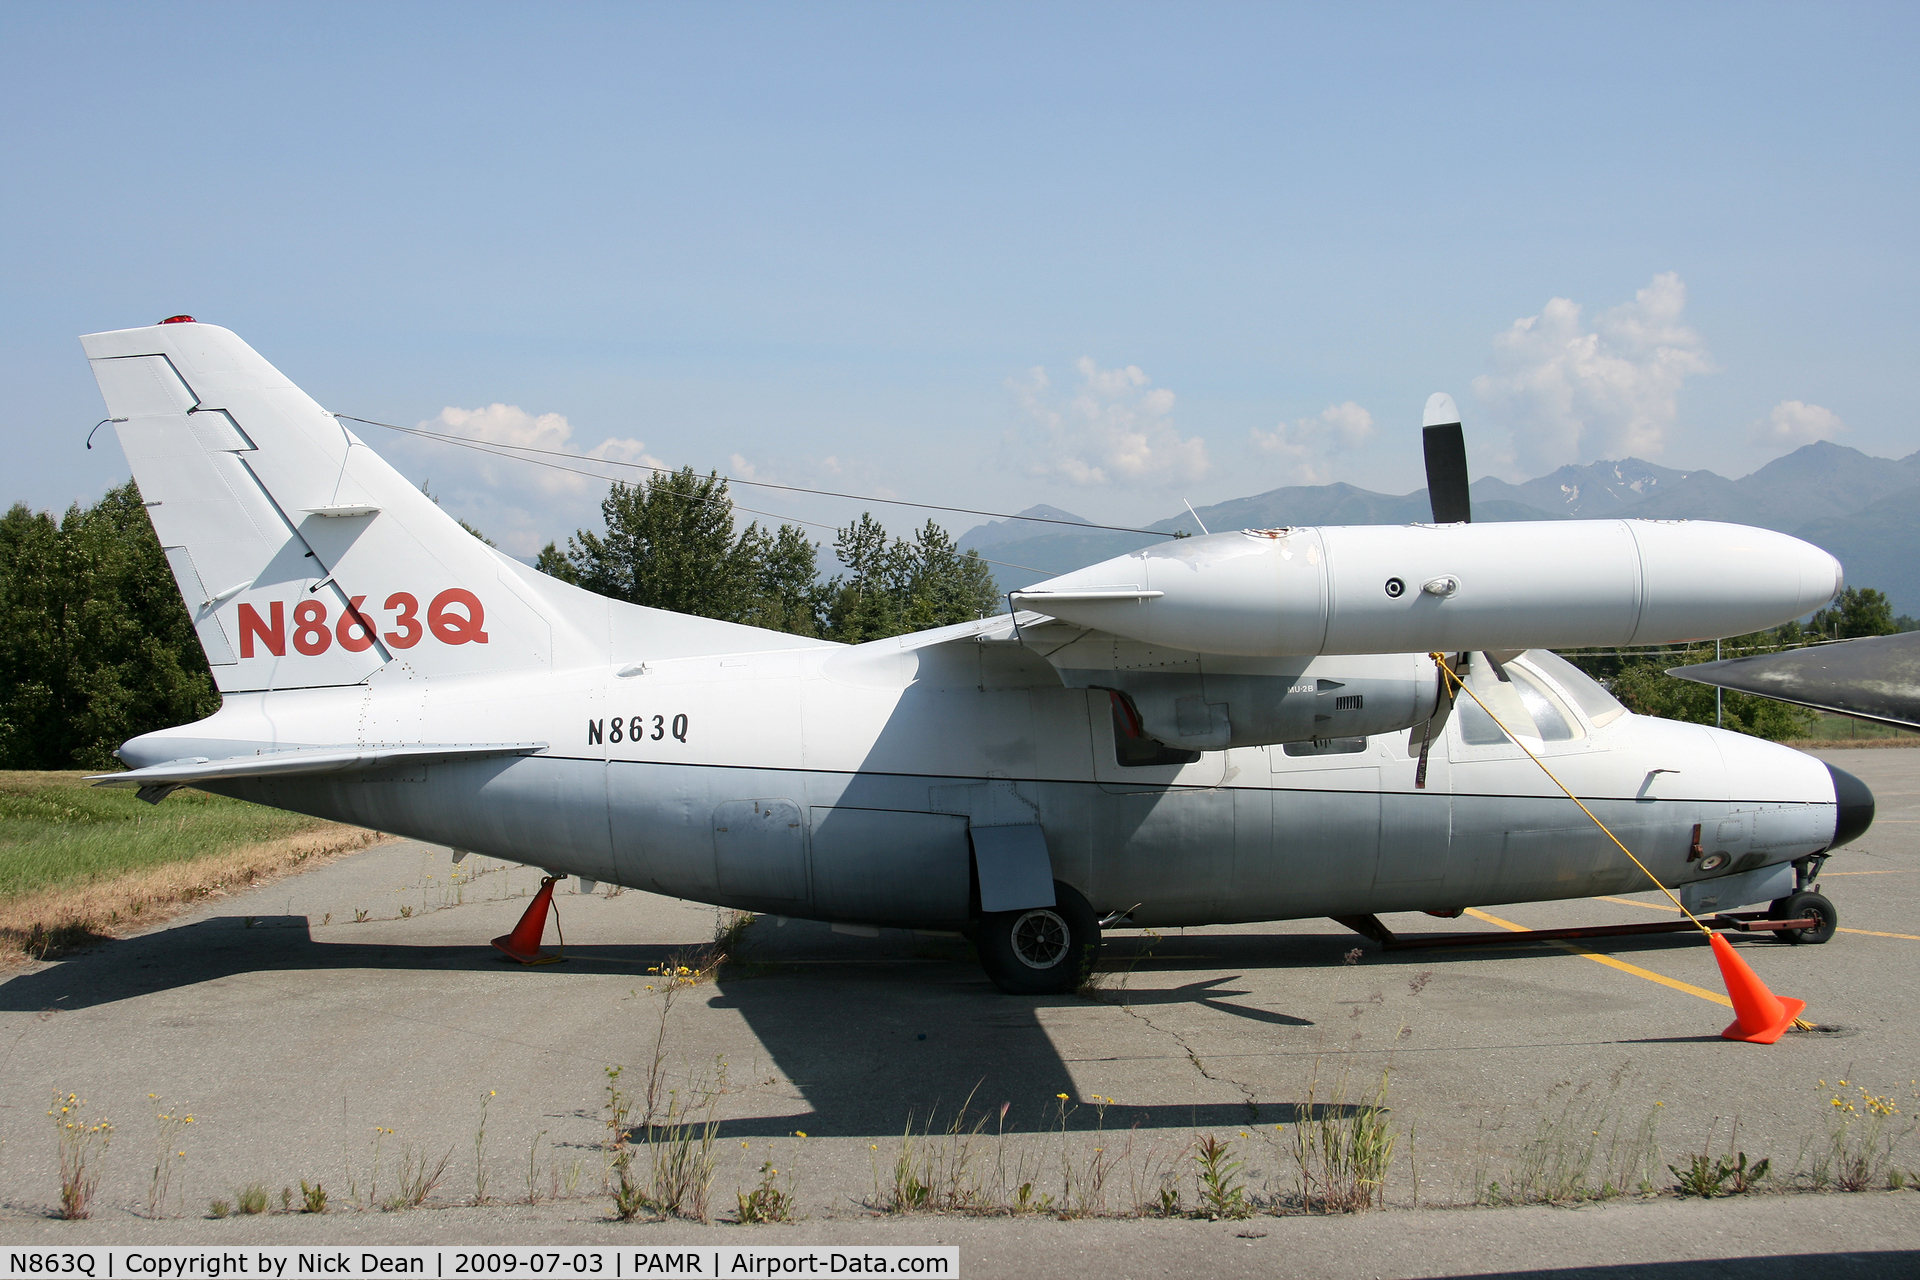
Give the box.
[83,320,1873,992]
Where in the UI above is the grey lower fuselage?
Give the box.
[133,633,1841,931]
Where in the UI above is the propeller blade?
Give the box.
[1422,392,1470,524]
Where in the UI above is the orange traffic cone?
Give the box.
[1710,932,1804,1043]
[491,876,565,965]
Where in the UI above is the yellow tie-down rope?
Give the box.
[1427,652,1813,1029]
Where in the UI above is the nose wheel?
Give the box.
[976,881,1100,994]
[1769,890,1837,945]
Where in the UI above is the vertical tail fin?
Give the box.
[83,320,565,692]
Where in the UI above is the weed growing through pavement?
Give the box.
[300,1179,327,1213]
[602,933,732,1222]
[473,1090,495,1205]
[525,1128,549,1204]
[1055,1093,1122,1218]
[1192,1134,1251,1219]
[207,1198,230,1218]
[879,1089,997,1213]
[1078,923,1158,1001]
[1287,1069,1397,1212]
[1798,1080,1918,1192]
[1471,1063,1663,1206]
[736,1134,803,1223]
[234,1183,268,1215]
[1127,1136,1191,1217]
[50,1092,113,1220]
[144,1096,194,1218]
[641,1070,723,1221]
[384,1142,452,1210]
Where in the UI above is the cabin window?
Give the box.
[1456,663,1536,744]
[1520,649,1629,728]
[1456,658,1586,744]
[1283,736,1368,756]
[1108,690,1203,767]
[1509,666,1582,741]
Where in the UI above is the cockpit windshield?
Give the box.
[1456,658,1585,744]
[1519,649,1629,728]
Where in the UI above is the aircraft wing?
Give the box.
[89,742,547,791]
[1669,632,1920,731]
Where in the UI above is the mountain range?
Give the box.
[957,442,1920,616]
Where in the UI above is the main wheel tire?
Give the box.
[976,881,1100,994]
[1770,890,1838,945]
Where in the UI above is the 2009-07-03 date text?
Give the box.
[453,1254,603,1275]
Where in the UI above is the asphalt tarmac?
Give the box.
[2,746,1916,1277]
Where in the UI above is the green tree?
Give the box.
[1604,660,1816,741]
[551,482,1002,643]
[0,482,219,769]
[562,469,767,619]
[741,523,830,637]
[826,513,911,643]
[1808,586,1897,640]
[824,515,1002,643]
[554,469,828,635]
[1561,614,1847,742]
[534,541,575,583]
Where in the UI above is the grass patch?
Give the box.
[0,772,350,897]
[0,771,383,963]
[1785,714,1920,747]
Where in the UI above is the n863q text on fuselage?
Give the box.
[82,321,1872,992]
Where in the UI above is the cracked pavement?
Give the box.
[1,747,1917,1275]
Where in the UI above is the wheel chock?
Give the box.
[491,875,565,965]
[1710,932,1804,1043]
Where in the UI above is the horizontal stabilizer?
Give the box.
[89,742,547,790]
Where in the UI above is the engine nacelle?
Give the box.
[1012,520,1842,658]
[1030,627,1441,751]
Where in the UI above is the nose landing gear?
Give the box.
[1769,890,1838,945]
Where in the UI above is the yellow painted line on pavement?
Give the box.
[1594,895,1920,941]
[1462,907,1732,1008]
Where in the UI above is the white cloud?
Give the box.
[1751,399,1844,447]
[1006,358,1208,487]
[1471,272,1716,473]
[430,404,663,497]
[1250,401,1375,483]
[403,404,667,555]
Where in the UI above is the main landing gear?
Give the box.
[975,881,1100,995]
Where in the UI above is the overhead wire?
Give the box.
[333,413,1172,536]
[330,412,1072,579]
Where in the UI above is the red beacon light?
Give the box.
[159,315,196,324]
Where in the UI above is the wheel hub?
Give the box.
[1010,908,1071,969]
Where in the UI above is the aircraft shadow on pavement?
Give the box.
[0,913,1378,1138]
[0,915,701,1014]
[0,911,1740,1139]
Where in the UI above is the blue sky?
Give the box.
[5,3,1915,556]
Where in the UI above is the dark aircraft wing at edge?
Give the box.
[1668,631,1920,731]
